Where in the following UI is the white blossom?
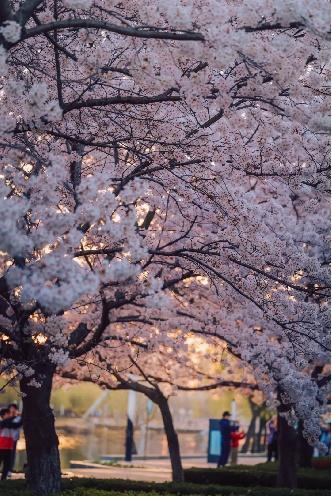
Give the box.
[0,21,21,43]
[62,0,93,9]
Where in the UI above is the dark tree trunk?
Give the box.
[251,417,262,453]
[276,413,298,488]
[241,415,256,453]
[158,396,184,482]
[20,362,61,495]
[297,421,313,468]
[251,417,263,453]
[242,397,265,454]
[258,416,267,452]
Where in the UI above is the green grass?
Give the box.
[0,478,330,496]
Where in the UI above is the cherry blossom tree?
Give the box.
[0,0,330,493]
[60,322,258,482]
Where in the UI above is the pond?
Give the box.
[14,417,209,470]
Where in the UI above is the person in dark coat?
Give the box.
[218,411,232,467]
[266,417,278,462]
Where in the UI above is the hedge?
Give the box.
[251,461,330,478]
[183,466,331,491]
[312,457,331,470]
[0,478,330,496]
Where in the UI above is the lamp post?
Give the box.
[125,389,137,461]
[231,399,237,422]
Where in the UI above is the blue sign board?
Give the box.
[208,419,221,463]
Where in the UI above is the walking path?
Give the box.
[10,455,266,483]
[67,455,266,482]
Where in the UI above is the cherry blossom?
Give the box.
[0,0,329,493]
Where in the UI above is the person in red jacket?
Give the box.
[230,425,245,465]
[0,408,22,480]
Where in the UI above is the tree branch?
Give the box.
[228,256,315,294]
[242,21,305,33]
[62,90,181,113]
[71,297,110,358]
[14,0,44,26]
[22,18,204,43]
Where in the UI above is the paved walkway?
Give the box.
[10,455,266,483]
[67,455,266,482]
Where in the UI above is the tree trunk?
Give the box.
[297,421,313,468]
[158,396,184,482]
[251,420,261,453]
[241,415,256,453]
[276,413,298,488]
[20,362,61,495]
[257,416,266,453]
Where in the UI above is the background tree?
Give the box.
[240,394,267,454]
[60,325,258,482]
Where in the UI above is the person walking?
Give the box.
[7,403,21,475]
[0,408,13,480]
[266,417,278,462]
[0,408,21,480]
[230,425,245,465]
[217,411,232,467]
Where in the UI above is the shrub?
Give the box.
[0,478,330,496]
[183,467,331,491]
[312,458,331,471]
[253,461,330,477]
